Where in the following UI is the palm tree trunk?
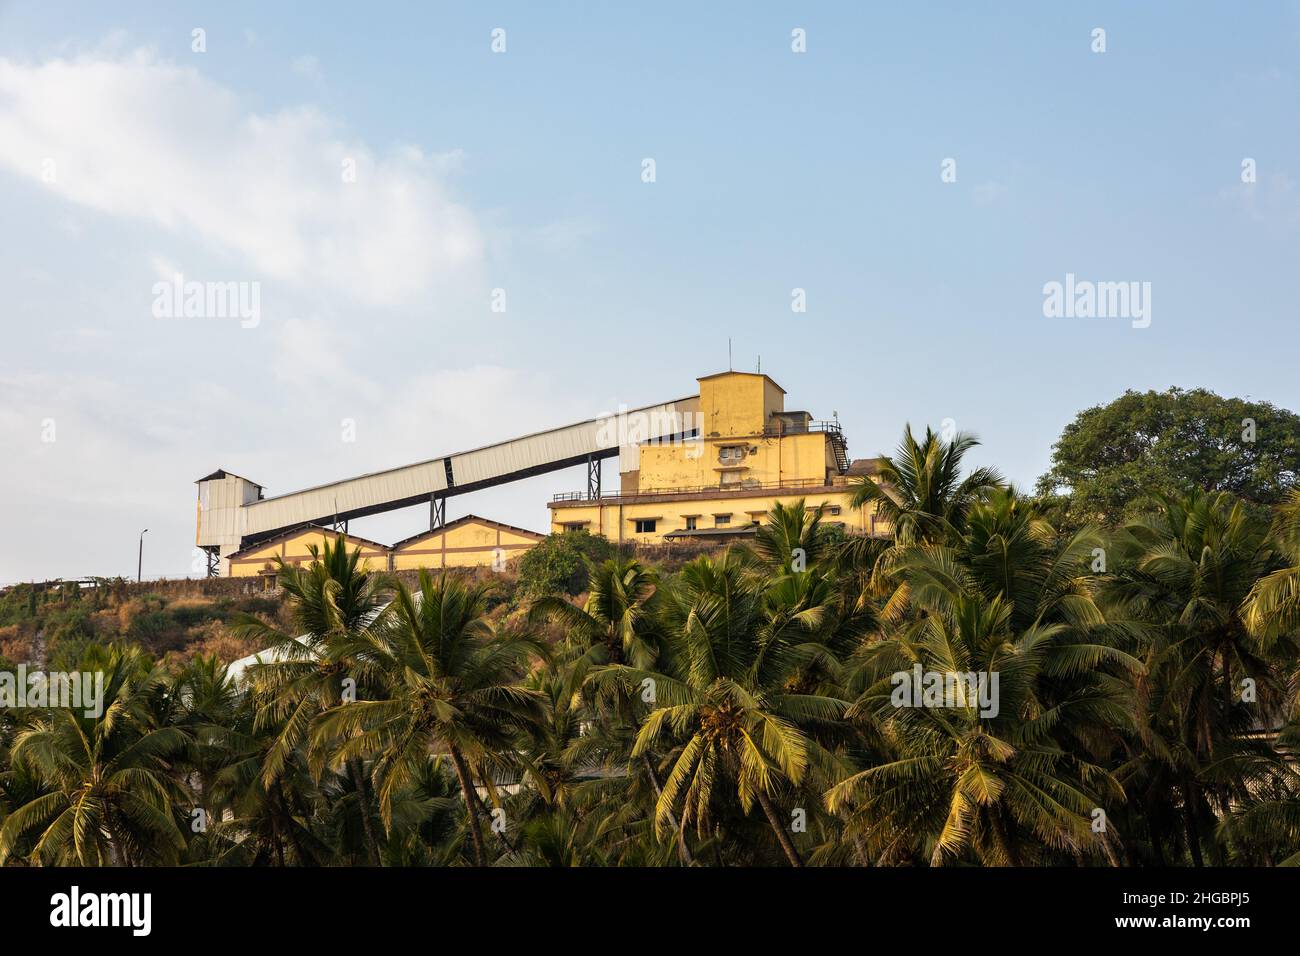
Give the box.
[267,797,287,868]
[348,758,382,866]
[641,754,695,865]
[1099,830,1122,867]
[991,811,1022,867]
[1149,817,1167,867]
[448,745,488,867]
[852,835,872,867]
[275,780,311,865]
[1222,649,1235,722]
[1183,787,1204,867]
[755,790,803,868]
[467,778,520,856]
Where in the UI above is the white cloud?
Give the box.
[0,47,484,309]
[272,317,383,402]
[0,42,584,581]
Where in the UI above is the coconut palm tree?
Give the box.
[197,699,334,866]
[828,492,1143,866]
[749,499,831,573]
[529,557,662,674]
[376,754,467,866]
[1244,488,1300,647]
[512,669,592,812]
[1099,489,1290,865]
[310,571,546,867]
[0,646,190,866]
[850,425,1003,546]
[829,567,1134,866]
[163,654,241,817]
[528,557,707,853]
[592,551,849,866]
[1217,719,1300,866]
[235,534,387,865]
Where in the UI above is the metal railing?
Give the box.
[552,476,845,503]
[763,420,850,474]
[763,420,844,437]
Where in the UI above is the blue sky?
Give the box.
[2,2,1298,581]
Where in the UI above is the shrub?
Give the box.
[515,531,616,598]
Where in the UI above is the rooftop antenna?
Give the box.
[757,355,761,373]
[728,338,732,371]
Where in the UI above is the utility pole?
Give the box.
[137,528,148,583]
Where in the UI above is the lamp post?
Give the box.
[137,528,148,583]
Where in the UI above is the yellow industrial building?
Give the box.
[200,369,885,577]
[226,526,390,578]
[548,371,888,543]
[389,517,545,571]
[225,516,545,579]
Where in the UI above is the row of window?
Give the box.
[635,515,726,533]
[632,506,841,535]
[567,507,843,536]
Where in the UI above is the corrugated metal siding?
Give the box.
[241,461,449,535]
[453,426,597,484]
[197,476,260,548]
[203,397,699,544]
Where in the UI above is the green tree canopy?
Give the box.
[515,530,616,598]
[1035,387,1300,528]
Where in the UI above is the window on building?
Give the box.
[564,522,588,532]
[715,514,731,526]
[634,519,657,534]
[718,445,746,462]
[685,516,698,530]
[829,506,841,515]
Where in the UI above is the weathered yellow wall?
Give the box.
[228,529,387,577]
[637,443,709,490]
[227,520,542,576]
[738,432,832,484]
[699,373,782,437]
[551,488,891,544]
[391,520,541,570]
[638,432,831,490]
[762,378,785,423]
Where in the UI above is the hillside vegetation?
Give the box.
[2,418,1299,867]
[0,578,289,671]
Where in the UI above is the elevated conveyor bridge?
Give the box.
[195,395,700,573]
